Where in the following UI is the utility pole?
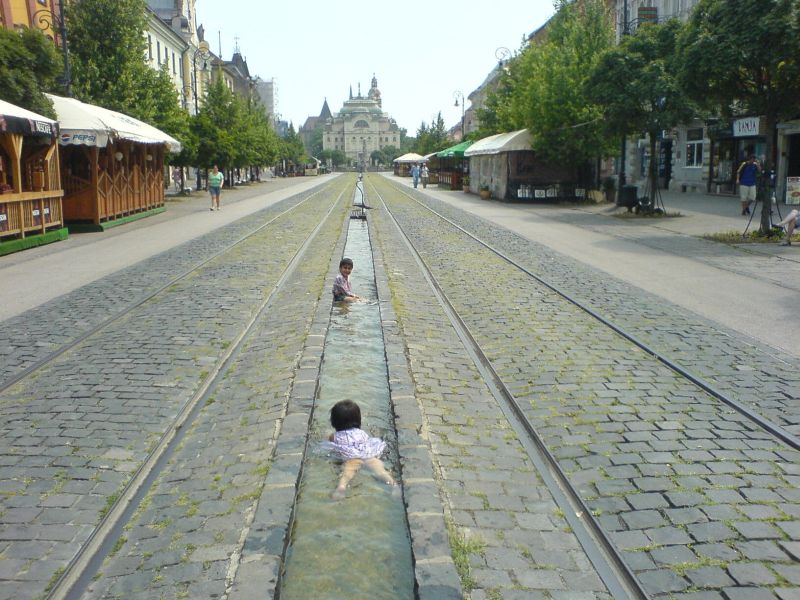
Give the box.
[618,0,630,204]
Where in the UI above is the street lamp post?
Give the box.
[453,91,465,140]
[191,41,211,192]
[33,0,71,96]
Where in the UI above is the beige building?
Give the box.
[323,75,400,165]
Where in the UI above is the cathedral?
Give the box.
[323,75,400,164]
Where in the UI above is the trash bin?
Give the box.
[618,185,638,209]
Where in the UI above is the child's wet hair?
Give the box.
[339,257,353,268]
[330,400,361,431]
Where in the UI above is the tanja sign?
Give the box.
[733,117,761,137]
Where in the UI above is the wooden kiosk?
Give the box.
[48,95,181,227]
[0,99,64,244]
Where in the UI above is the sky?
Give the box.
[194,0,556,134]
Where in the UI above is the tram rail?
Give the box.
[0,182,341,396]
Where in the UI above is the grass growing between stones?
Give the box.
[445,517,486,592]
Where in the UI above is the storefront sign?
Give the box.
[787,177,800,205]
[733,117,761,137]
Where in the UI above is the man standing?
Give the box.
[410,163,420,189]
[736,154,761,215]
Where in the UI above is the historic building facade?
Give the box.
[323,75,400,165]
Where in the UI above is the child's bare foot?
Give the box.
[331,486,347,500]
[388,481,401,498]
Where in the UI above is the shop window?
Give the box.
[685,128,703,168]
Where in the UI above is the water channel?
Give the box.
[278,216,414,599]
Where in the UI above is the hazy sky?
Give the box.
[195,0,556,134]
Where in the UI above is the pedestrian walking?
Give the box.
[736,155,761,215]
[410,163,420,189]
[208,165,223,211]
[322,400,399,499]
[172,168,181,192]
[421,164,429,189]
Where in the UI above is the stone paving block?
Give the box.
[637,568,689,594]
[727,562,779,586]
[722,587,780,600]
[685,566,735,589]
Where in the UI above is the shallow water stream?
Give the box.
[278,218,414,599]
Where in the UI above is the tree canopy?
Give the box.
[66,0,152,117]
[587,19,695,204]
[679,0,800,232]
[478,0,616,177]
[0,27,61,117]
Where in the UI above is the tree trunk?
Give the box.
[760,112,777,234]
[649,132,659,207]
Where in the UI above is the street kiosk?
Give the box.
[0,99,64,246]
[48,95,181,227]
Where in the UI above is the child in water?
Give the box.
[332,257,362,303]
[325,400,398,499]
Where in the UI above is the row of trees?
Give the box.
[0,0,300,182]
[475,0,800,233]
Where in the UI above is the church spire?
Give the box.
[349,85,353,100]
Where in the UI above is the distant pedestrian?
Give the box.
[421,164,429,188]
[172,168,181,192]
[736,155,761,215]
[322,400,399,500]
[777,209,798,246]
[208,165,223,211]
[410,163,420,188]
[332,257,362,303]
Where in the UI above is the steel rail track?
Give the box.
[371,182,649,600]
[0,180,342,396]
[49,185,351,600]
[373,178,800,452]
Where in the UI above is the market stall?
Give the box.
[0,99,64,244]
[392,152,426,177]
[48,94,181,226]
[465,129,577,200]
[435,141,472,190]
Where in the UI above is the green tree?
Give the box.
[307,126,324,158]
[66,0,152,116]
[587,19,695,206]
[414,113,449,155]
[679,0,800,233]
[140,65,192,165]
[193,76,238,169]
[278,124,307,172]
[0,27,60,117]
[479,0,615,182]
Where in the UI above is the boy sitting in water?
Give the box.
[332,257,362,302]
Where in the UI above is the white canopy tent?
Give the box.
[464,129,532,157]
[392,152,426,163]
[47,94,181,153]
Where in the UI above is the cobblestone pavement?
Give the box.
[0,178,351,600]
[2,172,798,600]
[369,182,613,599]
[0,184,319,389]
[83,184,350,600]
[369,175,800,600]
[389,186,800,436]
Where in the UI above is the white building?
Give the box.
[323,75,400,165]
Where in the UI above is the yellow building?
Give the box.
[1,0,60,38]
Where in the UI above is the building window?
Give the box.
[165,46,169,66]
[148,35,152,60]
[172,52,176,74]
[686,128,703,168]
[156,41,161,64]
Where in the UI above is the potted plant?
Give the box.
[479,183,491,200]
[462,175,470,192]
